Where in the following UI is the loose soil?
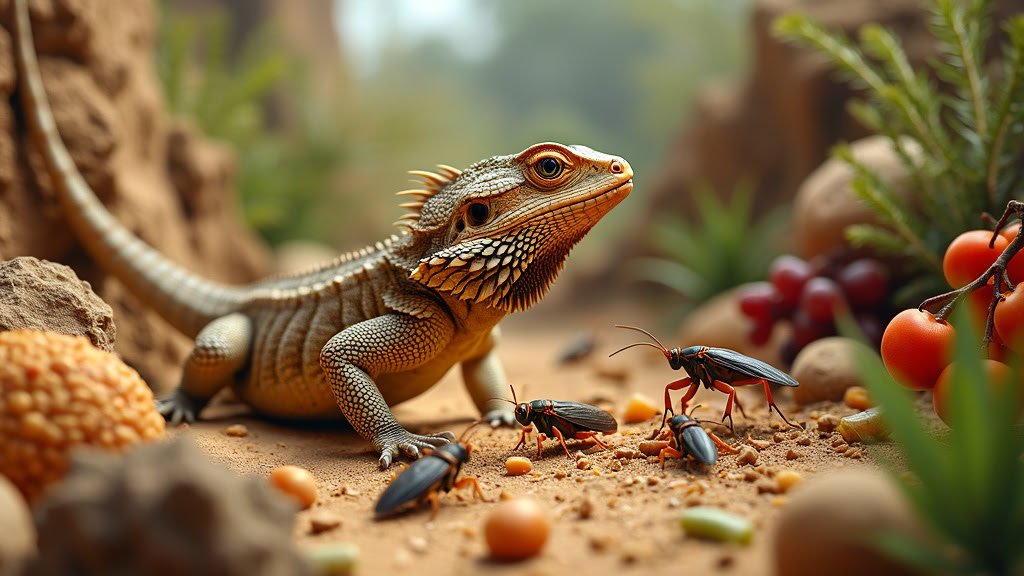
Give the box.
[175,302,876,576]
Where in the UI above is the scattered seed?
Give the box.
[785,449,800,460]
[844,386,872,410]
[505,456,533,476]
[795,435,811,446]
[772,432,786,443]
[680,506,753,545]
[838,407,889,443]
[747,436,771,450]
[638,440,669,456]
[613,447,638,459]
[499,490,516,501]
[845,447,863,459]
[646,476,661,487]
[269,465,317,510]
[554,470,568,480]
[223,424,248,437]
[775,470,803,493]
[622,393,660,423]
[577,458,592,470]
[609,460,623,472]
[408,536,428,554]
[306,543,359,575]
[742,469,759,482]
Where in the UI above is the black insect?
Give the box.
[374,427,486,519]
[506,386,618,459]
[654,410,738,468]
[610,325,800,433]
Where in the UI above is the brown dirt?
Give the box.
[172,304,877,576]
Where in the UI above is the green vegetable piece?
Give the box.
[837,406,889,443]
[306,543,359,576]
[680,506,753,544]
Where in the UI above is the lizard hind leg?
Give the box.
[156,313,253,425]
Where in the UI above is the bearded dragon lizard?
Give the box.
[12,0,633,467]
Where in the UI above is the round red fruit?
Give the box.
[994,284,1024,351]
[837,259,889,309]
[997,225,1024,284]
[880,309,955,390]
[800,277,847,324]
[738,282,779,324]
[769,255,813,311]
[943,230,1008,288]
[932,360,1022,426]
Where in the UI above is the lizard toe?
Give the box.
[155,390,202,426]
[379,447,398,469]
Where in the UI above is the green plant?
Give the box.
[847,308,1024,575]
[774,0,1024,302]
[156,4,345,245]
[630,181,788,311]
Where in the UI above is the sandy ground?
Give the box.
[172,300,874,576]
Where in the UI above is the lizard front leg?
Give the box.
[157,313,252,424]
[461,328,515,427]
[320,311,456,468]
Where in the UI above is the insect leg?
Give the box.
[426,490,441,520]
[711,380,739,433]
[550,427,572,458]
[453,476,487,502]
[658,445,684,470]
[760,379,802,429]
[707,431,740,455]
[649,377,695,439]
[535,433,548,459]
[513,425,534,452]
[574,431,610,451]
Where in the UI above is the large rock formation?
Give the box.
[0,0,271,390]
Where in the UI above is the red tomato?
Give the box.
[933,360,1022,426]
[880,309,955,390]
[943,230,1009,288]
[995,284,1024,351]
[997,225,1024,284]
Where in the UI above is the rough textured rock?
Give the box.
[0,257,115,351]
[774,467,926,576]
[790,337,871,405]
[0,475,34,576]
[24,438,312,576]
[0,0,272,391]
[793,136,920,260]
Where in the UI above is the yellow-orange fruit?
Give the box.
[484,498,549,561]
[622,393,659,424]
[504,456,533,476]
[0,330,165,502]
[269,465,318,509]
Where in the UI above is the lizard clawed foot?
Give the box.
[482,408,516,428]
[377,429,456,469]
[155,389,206,425]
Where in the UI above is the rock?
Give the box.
[790,337,871,405]
[677,285,789,368]
[774,468,926,576]
[0,475,34,576]
[24,438,311,576]
[0,2,271,391]
[793,135,921,260]
[0,257,116,351]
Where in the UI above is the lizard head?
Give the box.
[398,142,632,313]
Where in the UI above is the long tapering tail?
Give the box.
[12,0,246,338]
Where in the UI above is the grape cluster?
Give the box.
[738,254,891,363]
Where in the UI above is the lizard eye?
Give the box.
[466,202,490,227]
[535,157,563,179]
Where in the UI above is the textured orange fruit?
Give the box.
[0,330,165,502]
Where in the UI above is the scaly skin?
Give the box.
[12,0,633,468]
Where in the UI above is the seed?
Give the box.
[484,498,550,560]
[736,445,759,466]
[305,543,358,575]
[622,393,660,423]
[269,465,317,510]
[843,386,873,410]
[504,456,533,476]
[679,506,753,544]
[838,407,888,443]
[223,424,248,437]
[775,470,803,493]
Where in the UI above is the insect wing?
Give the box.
[549,401,618,433]
[680,424,718,465]
[375,455,450,517]
[705,348,798,387]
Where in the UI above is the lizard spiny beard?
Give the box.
[410,221,590,313]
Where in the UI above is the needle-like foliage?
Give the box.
[774,1,1024,300]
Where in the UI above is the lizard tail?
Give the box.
[12,0,245,338]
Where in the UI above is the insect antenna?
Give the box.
[608,325,670,357]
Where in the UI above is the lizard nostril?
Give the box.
[610,161,624,174]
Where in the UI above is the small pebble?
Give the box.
[816,414,839,433]
[736,445,759,466]
[609,460,623,472]
[748,437,771,450]
[553,470,568,480]
[589,534,615,551]
[223,424,249,437]
[577,498,594,519]
[795,435,811,446]
[306,543,359,575]
[408,536,428,554]
[785,449,800,460]
[309,513,342,535]
[613,447,638,459]
[772,432,786,443]
[576,459,592,470]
